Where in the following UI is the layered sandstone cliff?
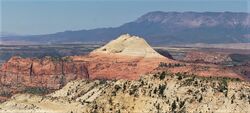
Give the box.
[0,34,248,103]
[78,34,171,79]
[0,34,171,101]
[0,56,88,89]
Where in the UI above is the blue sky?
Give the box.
[1,0,249,35]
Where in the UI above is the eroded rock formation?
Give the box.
[0,34,248,103]
[92,34,165,58]
[1,72,249,113]
[0,34,172,101]
[0,56,89,89]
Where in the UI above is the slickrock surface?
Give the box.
[82,34,172,79]
[71,34,172,80]
[91,34,165,58]
[0,72,249,113]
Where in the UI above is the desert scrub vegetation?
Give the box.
[153,70,242,89]
[158,84,166,97]
[45,56,73,62]
[217,78,228,97]
[129,84,139,97]
[159,72,166,80]
[61,56,73,62]
[111,84,121,96]
[182,76,196,86]
[171,100,177,111]
[0,91,12,97]
[152,71,243,99]
[158,62,186,68]
[23,87,49,95]
[153,71,174,80]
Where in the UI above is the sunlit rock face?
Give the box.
[91,34,165,58]
[76,34,172,80]
[1,72,249,113]
[0,56,88,89]
[0,34,171,100]
[0,34,248,104]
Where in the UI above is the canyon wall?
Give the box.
[0,56,89,90]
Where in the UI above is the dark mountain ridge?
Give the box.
[2,11,250,45]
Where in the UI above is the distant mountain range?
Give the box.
[0,32,20,37]
[1,11,250,45]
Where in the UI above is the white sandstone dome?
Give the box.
[91,34,165,58]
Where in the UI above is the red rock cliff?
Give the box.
[0,34,171,92]
[0,56,89,89]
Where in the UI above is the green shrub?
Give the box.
[62,56,73,62]
[159,85,166,97]
[175,72,183,80]
[179,100,185,108]
[159,62,185,68]
[114,85,121,91]
[129,85,138,96]
[153,87,157,94]
[183,77,195,86]
[231,94,235,104]
[217,78,228,97]
[159,72,166,80]
[198,95,203,102]
[171,101,177,111]
[24,87,49,95]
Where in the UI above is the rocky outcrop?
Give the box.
[0,34,247,103]
[72,54,170,80]
[0,34,172,101]
[0,72,249,113]
[0,56,89,89]
[82,34,172,79]
[92,34,165,58]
